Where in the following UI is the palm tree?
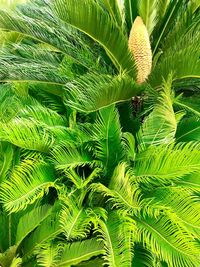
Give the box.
[0,0,199,266]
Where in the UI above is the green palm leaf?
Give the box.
[64,74,143,112]
[22,209,61,258]
[132,245,155,267]
[0,160,55,213]
[176,172,200,192]
[0,142,14,183]
[0,8,96,70]
[93,105,124,173]
[124,0,138,32]
[174,94,200,118]
[176,117,200,142]
[15,205,52,245]
[152,0,183,55]
[54,0,136,76]
[138,0,158,35]
[37,238,104,267]
[51,143,97,170]
[136,215,200,267]
[140,77,177,146]
[0,118,54,152]
[135,142,200,184]
[97,212,133,267]
[147,187,200,234]
[60,197,93,240]
[101,0,123,27]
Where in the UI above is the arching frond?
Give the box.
[152,0,183,55]
[136,215,200,267]
[54,0,136,76]
[124,0,138,32]
[97,212,134,267]
[10,257,22,267]
[0,8,98,71]
[37,239,104,267]
[74,258,104,267]
[174,94,200,118]
[0,57,67,86]
[0,118,54,152]
[0,160,55,213]
[176,173,200,192]
[122,132,136,162]
[176,117,200,142]
[135,142,200,185]
[0,84,23,122]
[23,208,62,258]
[132,244,155,267]
[0,142,14,183]
[65,167,102,189]
[60,197,94,240]
[146,187,200,234]
[93,105,124,173]
[19,104,67,128]
[140,76,177,146]
[64,74,143,112]
[138,0,158,35]
[101,0,123,27]
[51,144,97,170]
[15,205,52,245]
[150,31,200,87]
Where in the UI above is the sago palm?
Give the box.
[0,0,200,266]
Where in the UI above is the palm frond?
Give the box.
[15,205,52,245]
[132,244,155,267]
[100,0,123,27]
[156,0,170,23]
[176,173,200,192]
[140,76,177,146]
[0,56,67,86]
[138,0,158,35]
[0,118,54,152]
[152,0,183,55]
[65,167,102,189]
[176,117,200,142]
[147,187,200,233]
[150,26,200,87]
[37,238,104,267]
[51,143,97,170]
[0,142,14,183]
[174,94,200,118]
[19,104,67,128]
[135,142,200,185]
[106,163,141,213]
[10,257,22,267]
[97,212,134,267]
[74,258,104,267]
[93,105,124,173]
[122,132,136,162]
[23,208,62,258]
[60,197,94,240]
[160,5,200,52]
[90,176,140,215]
[0,7,99,71]
[124,0,138,32]
[136,214,200,267]
[54,0,136,76]
[64,74,143,113]
[0,84,22,122]
[0,159,55,213]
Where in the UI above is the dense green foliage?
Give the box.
[0,0,200,266]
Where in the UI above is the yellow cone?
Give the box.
[128,16,152,84]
